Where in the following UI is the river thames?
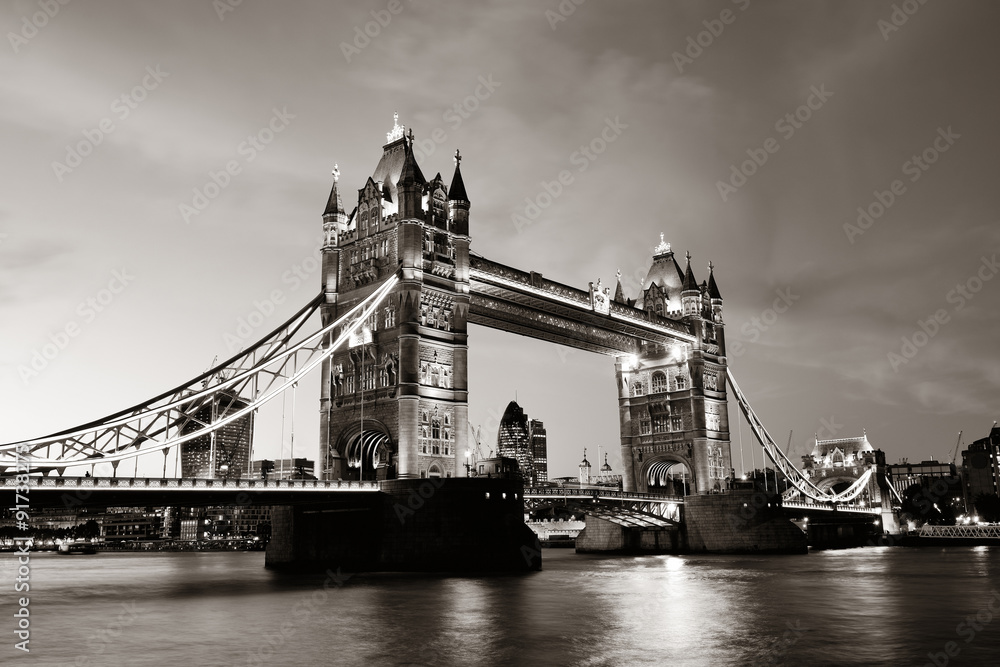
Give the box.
[3,546,1000,666]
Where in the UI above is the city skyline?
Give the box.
[2,2,1000,481]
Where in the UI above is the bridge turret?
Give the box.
[681,252,700,317]
[321,165,346,301]
[707,262,723,322]
[448,149,470,237]
[398,130,426,220]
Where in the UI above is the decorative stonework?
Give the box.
[590,278,611,315]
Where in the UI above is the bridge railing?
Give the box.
[523,487,684,503]
[4,477,381,492]
[781,499,880,514]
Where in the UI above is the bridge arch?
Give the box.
[813,476,859,495]
[335,419,394,481]
[643,455,694,496]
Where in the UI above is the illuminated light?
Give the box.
[485,492,490,500]
[621,354,639,373]
[502,492,507,500]
[803,517,809,523]
[654,233,671,255]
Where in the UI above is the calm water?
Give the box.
[3,547,1000,666]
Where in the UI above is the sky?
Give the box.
[1,0,999,479]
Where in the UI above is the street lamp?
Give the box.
[464,449,472,477]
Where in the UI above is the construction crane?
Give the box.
[467,423,490,474]
[950,431,963,465]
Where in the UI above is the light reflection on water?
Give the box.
[2,547,1000,666]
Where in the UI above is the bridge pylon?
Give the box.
[614,240,731,494]
[319,119,470,481]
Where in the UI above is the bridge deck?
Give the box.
[6,476,381,510]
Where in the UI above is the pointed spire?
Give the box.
[322,164,346,218]
[707,261,722,300]
[449,149,469,202]
[682,251,699,292]
[397,130,426,187]
[613,268,626,304]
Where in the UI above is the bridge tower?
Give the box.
[319,115,470,481]
[614,237,732,494]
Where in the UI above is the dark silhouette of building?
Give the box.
[529,419,547,484]
[962,426,1000,506]
[497,401,535,486]
[180,392,253,479]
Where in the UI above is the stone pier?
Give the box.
[266,478,542,572]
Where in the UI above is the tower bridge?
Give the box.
[1,114,891,568]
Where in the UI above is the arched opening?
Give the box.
[647,460,692,496]
[427,464,442,478]
[341,423,393,481]
[829,480,852,495]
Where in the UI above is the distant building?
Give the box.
[528,419,548,485]
[249,458,316,480]
[888,460,958,497]
[497,401,536,487]
[102,513,162,542]
[595,453,623,487]
[578,449,591,485]
[180,392,254,479]
[474,456,522,480]
[888,459,964,513]
[176,505,271,541]
[962,426,1000,503]
[799,431,888,506]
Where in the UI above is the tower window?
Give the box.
[651,371,667,394]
